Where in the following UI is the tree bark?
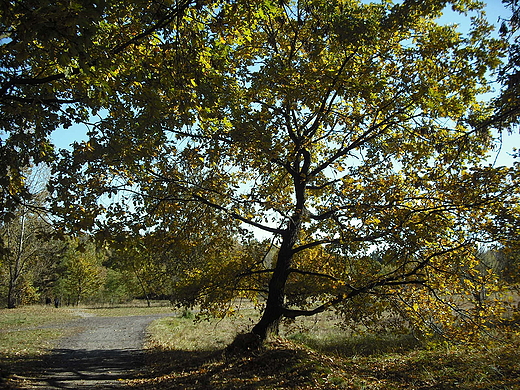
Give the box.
[251,250,290,339]
[251,226,300,339]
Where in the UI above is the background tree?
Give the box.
[0,166,57,308]
[54,237,105,306]
[50,0,519,343]
[104,200,252,311]
[107,235,171,307]
[96,268,136,305]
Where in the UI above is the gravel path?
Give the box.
[22,313,172,389]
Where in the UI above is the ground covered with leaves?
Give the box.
[127,336,520,390]
[127,313,520,390]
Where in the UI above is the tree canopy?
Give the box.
[0,0,197,222]
[47,0,520,342]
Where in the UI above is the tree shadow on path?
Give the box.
[26,347,147,389]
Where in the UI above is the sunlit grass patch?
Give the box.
[80,305,174,317]
[0,306,79,385]
[147,310,259,351]
[75,299,174,317]
[0,328,69,357]
[0,305,76,331]
[288,331,421,357]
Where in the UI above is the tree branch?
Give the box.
[1,1,195,97]
[238,269,275,278]
[283,295,345,319]
[192,194,284,235]
[288,268,339,281]
[292,239,340,254]
[307,179,342,191]
[2,94,80,104]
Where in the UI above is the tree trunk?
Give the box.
[252,192,305,340]
[7,279,17,309]
[231,245,292,352]
[251,270,286,339]
[249,148,309,344]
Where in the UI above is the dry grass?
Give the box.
[0,306,76,331]
[0,306,78,358]
[79,305,174,317]
[146,309,259,351]
[73,299,173,317]
[2,304,519,389]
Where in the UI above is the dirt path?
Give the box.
[20,313,173,389]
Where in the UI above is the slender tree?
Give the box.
[0,166,53,308]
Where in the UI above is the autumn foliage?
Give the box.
[1,0,519,343]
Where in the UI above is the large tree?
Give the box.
[51,0,519,342]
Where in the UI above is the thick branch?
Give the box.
[283,295,345,319]
[192,194,283,235]
[288,268,339,281]
[282,279,426,320]
[292,239,340,254]
[309,102,416,179]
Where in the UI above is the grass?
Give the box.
[0,305,76,331]
[146,309,259,351]
[134,309,520,389]
[0,306,78,359]
[75,299,174,317]
[79,305,174,317]
[288,331,421,357]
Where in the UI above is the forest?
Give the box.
[1,0,520,348]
